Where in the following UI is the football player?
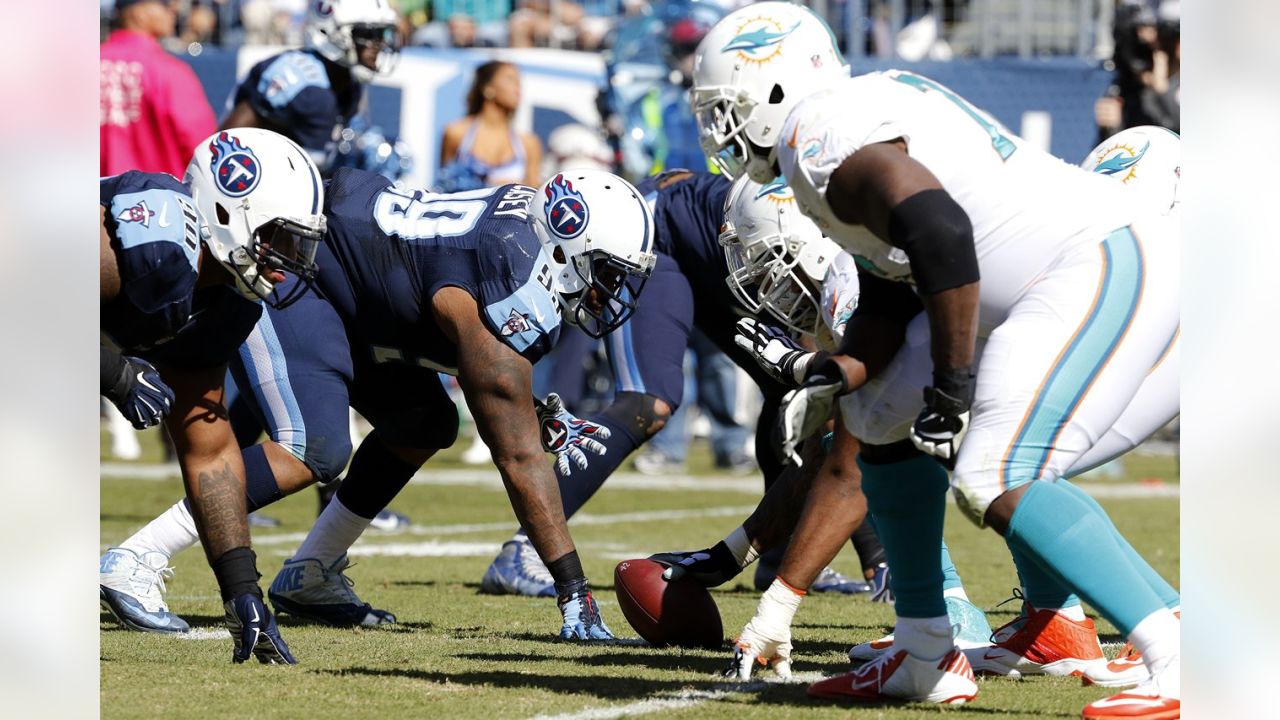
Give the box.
[692,4,1181,717]
[101,128,325,663]
[101,164,655,641]
[477,170,887,599]
[222,0,400,172]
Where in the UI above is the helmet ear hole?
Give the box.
[215,202,230,225]
[768,84,785,104]
[552,246,566,264]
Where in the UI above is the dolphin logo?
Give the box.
[754,176,789,200]
[722,20,801,55]
[1092,141,1150,177]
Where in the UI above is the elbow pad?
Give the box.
[888,189,979,295]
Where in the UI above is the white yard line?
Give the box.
[101,463,1179,498]
[531,674,824,720]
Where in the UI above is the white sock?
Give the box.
[943,586,970,602]
[894,615,954,661]
[1129,608,1181,677]
[292,497,371,566]
[1056,604,1087,622]
[119,500,200,558]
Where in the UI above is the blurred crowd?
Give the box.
[1095,0,1180,140]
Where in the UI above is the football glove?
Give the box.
[650,541,744,588]
[726,578,804,681]
[106,355,175,430]
[733,317,815,387]
[776,361,848,466]
[909,370,973,469]
[557,581,614,641]
[537,393,610,476]
[225,593,296,665]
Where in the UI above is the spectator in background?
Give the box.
[1141,1,1179,133]
[1094,0,1179,141]
[100,0,217,177]
[438,61,544,190]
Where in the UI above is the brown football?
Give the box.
[613,558,723,649]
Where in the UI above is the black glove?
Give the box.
[102,349,175,430]
[909,368,973,469]
[649,541,744,588]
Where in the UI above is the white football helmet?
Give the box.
[1080,125,1181,216]
[720,175,842,336]
[691,1,848,182]
[185,129,327,309]
[531,170,658,338]
[306,0,400,81]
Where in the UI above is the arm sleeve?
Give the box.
[101,345,129,400]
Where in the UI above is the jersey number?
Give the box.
[891,71,1017,161]
[373,187,494,240]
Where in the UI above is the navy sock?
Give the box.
[335,431,421,520]
[558,412,646,519]
[242,444,283,512]
[850,520,886,573]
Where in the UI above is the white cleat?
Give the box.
[810,646,978,704]
[1083,657,1180,719]
[99,547,189,634]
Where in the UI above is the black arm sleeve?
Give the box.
[101,345,130,401]
[887,189,979,296]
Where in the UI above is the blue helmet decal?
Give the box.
[722,20,801,54]
[1092,140,1150,177]
[543,173,589,240]
[208,131,262,198]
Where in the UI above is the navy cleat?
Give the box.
[868,562,894,604]
[810,566,872,594]
[480,536,556,598]
[368,508,411,532]
[268,554,396,627]
[226,593,296,664]
[99,547,190,634]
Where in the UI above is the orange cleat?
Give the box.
[809,647,978,704]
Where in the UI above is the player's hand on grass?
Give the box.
[776,360,848,466]
[557,580,614,641]
[725,579,804,681]
[537,392,610,476]
[734,317,815,387]
[225,593,297,665]
[107,355,175,430]
[649,542,743,587]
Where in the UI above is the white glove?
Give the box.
[536,393,610,476]
[733,317,815,387]
[776,363,846,466]
[726,578,804,680]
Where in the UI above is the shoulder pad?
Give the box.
[255,51,332,111]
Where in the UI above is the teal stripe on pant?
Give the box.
[860,454,949,618]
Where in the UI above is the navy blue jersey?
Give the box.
[637,171,735,303]
[234,49,361,168]
[101,171,262,369]
[318,168,561,373]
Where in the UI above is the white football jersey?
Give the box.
[776,71,1137,335]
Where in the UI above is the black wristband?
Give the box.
[805,356,851,395]
[101,346,131,400]
[211,546,262,602]
[547,550,588,598]
[932,366,974,404]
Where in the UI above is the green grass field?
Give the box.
[100,431,1178,720]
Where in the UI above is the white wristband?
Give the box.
[755,577,804,631]
[723,525,760,568]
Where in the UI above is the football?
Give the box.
[613,558,723,649]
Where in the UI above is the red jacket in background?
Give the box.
[100,30,216,178]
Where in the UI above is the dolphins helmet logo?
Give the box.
[208,131,262,198]
[116,200,155,227]
[1090,140,1151,184]
[722,16,801,65]
[543,174,589,240]
[754,176,795,205]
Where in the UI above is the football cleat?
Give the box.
[268,554,396,627]
[1082,659,1180,720]
[368,508,411,532]
[868,563,893,604]
[848,597,997,665]
[480,537,556,598]
[225,593,296,664]
[967,604,1130,682]
[810,647,978,704]
[810,566,872,595]
[1084,611,1178,688]
[99,547,190,634]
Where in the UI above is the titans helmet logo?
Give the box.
[722,17,801,64]
[544,174,589,240]
[208,131,262,198]
[1090,140,1151,184]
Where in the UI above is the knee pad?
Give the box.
[298,434,354,485]
[598,392,672,441]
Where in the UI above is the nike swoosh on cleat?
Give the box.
[1090,696,1168,708]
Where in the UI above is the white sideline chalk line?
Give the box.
[100,463,1181,498]
[531,673,825,720]
[171,629,228,641]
